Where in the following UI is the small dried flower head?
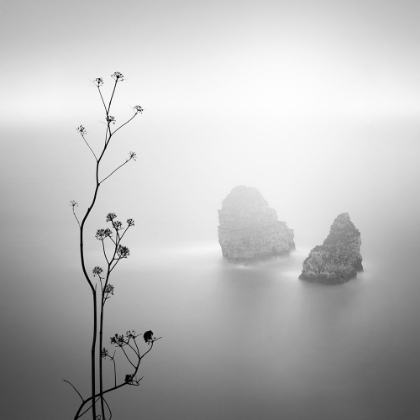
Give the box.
[111,72,124,81]
[110,333,126,346]
[101,348,109,359]
[127,218,135,227]
[106,115,116,124]
[128,151,137,161]
[113,220,123,230]
[106,213,117,222]
[104,284,114,295]
[143,330,154,343]
[104,228,112,237]
[95,229,106,240]
[134,105,143,114]
[126,330,136,339]
[93,266,103,276]
[70,200,78,207]
[94,77,104,87]
[117,245,130,258]
[76,125,87,135]
[125,374,133,384]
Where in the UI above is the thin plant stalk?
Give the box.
[68,72,149,420]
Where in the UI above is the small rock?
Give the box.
[299,213,363,284]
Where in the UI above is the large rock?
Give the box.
[218,186,295,261]
[299,213,363,284]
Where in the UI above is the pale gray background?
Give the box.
[1,1,420,419]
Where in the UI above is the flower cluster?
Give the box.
[110,331,138,348]
[106,213,117,222]
[125,374,134,384]
[76,125,87,135]
[104,283,114,296]
[106,115,116,124]
[110,333,126,347]
[128,151,137,161]
[126,330,137,339]
[95,228,112,240]
[113,220,123,230]
[117,245,130,258]
[111,72,124,81]
[94,77,104,87]
[127,218,135,227]
[70,200,78,208]
[101,348,109,359]
[93,266,103,277]
[134,105,143,114]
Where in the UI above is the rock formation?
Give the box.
[299,213,363,284]
[218,186,295,261]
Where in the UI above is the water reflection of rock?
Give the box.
[218,186,295,262]
[299,213,363,284]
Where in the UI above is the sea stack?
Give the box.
[299,213,363,284]
[218,186,295,262]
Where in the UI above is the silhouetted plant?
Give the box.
[64,73,160,420]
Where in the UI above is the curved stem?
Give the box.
[77,396,100,420]
[104,396,113,420]
[101,239,109,264]
[111,113,137,136]
[120,346,136,369]
[63,379,84,401]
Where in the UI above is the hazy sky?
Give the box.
[2,0,420,244]
[1,1,420,419]
[3,0,420,124]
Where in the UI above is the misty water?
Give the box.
[91,230,420,420]
[2,123,420,419]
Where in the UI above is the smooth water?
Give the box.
[2,231,420,419]
[95,238,420,420]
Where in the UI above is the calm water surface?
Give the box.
[5,233,419,419]
[101,239,420,420]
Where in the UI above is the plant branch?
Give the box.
[120,346,136,369]
[63,379,84,401]
[125,340,140,358]
[104,396,113,420]
[97,86,108,114]
[77,396,100,419]
[81,133,98,160]
[119,225,132,241]
[107,79,118,113]
[105,124,113,147]
[99,157,134,184]
[112,351,117,387]
[74,340,158,419]
[101,239,110,265]
[111,113,138,136]
[70,201,81,227]
[109,259,121,274]
[133,337,141,357]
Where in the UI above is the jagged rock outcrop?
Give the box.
[299,213,363,284]
[218,186,295,261]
